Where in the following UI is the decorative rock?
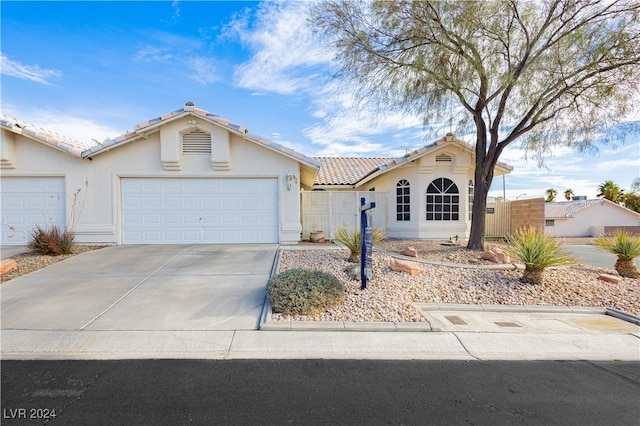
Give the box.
[598,274,622,284]
[345,266,360,281]
[402,246,418,257]
[390,259,420,276]
[0,259,17,274]
[482,248,511,264]
[310,231,326,243]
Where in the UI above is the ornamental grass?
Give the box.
[505,226,575,285]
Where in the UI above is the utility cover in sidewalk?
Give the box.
[494,321,522,328]
[445,316,467,325]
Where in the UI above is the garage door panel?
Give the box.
[121,178,278,244]
[1,177,65,245]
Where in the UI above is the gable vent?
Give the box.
[436,153,452,162]
[183,130,211,154]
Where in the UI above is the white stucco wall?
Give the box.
[546,201,640,237]
[1,116,305,244]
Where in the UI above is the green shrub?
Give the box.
[334,226,384,262]
[28,224,75,256]
[267,268,345,316]
[594,231,640,278]
[505,227,574,285]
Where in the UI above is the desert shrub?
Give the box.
[595,231,640,278]
[505,227,574,285]
[334,226,384,262]
[267,268,345,316]
[27,225,75,256]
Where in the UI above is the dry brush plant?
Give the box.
[27,224,76,256]
[266,268,345,316]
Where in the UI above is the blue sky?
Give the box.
[2,0,638,200]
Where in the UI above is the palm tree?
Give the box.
[597,180,624,203]
[564,189,574,201]
[545,188,558,203]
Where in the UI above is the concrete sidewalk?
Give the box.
[2,328,638,361]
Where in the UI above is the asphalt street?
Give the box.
[2,359,639,425]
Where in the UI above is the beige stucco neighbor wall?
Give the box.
[511,198,545,234]
[1,116,306,244]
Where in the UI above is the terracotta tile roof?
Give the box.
[314,135,514,187]
[545,199,606,218]
[0,113,90,157]
[82,103,321,169]
[314,157,393,186]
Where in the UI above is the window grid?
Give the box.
[468,180,474,220]
[426,178,460,221]
[396,180,410,221]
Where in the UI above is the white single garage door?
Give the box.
[121,178,278,244]
[1,177,66,245]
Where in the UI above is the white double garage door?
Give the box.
[1,177,278,245]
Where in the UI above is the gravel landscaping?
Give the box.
[274,239,640,322]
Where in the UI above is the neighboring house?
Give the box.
[0,102,513,245]
[545,198,640,237]
[1,102,319,245]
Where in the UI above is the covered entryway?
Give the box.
[0,177,65,245]
[121,178,278,244]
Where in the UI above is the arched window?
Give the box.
[396,180,411,221]
[426,178,459,221]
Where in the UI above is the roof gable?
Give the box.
[82,103,320,170]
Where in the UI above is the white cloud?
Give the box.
[227,2,333,95]
[185,57,219,84]
[0,53,62,85]
[134,46,173,63]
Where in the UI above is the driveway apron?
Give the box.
[1,245,278,331]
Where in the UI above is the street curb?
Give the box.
[606,308,640,325]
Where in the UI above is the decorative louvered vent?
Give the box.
[183,130,211,154]
[435,153,452,162]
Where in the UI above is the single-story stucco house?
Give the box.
[545,198,640,237]
[0,102,512,246]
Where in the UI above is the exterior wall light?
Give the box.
[286,173,298,190]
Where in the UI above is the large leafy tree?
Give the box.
[310,0,640,249]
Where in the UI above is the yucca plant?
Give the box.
[334,226,384,262]
[594,231,640,278]
[28,224,76,256]
[505,227,575,285]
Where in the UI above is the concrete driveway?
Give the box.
[1,244,278,332]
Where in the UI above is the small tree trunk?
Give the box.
[521,268,544,286]
[468,182,489,251]
[615,258,640,279]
